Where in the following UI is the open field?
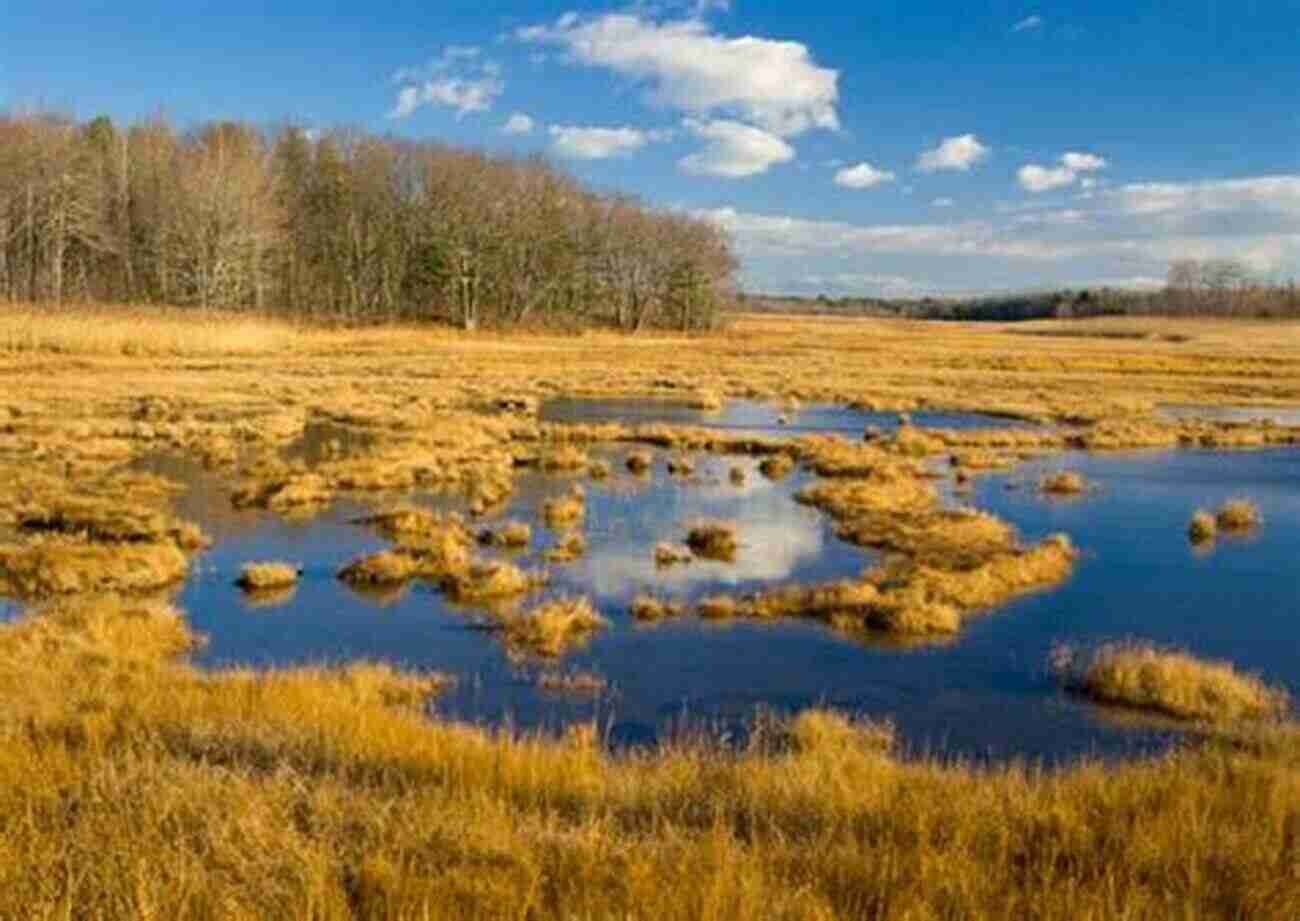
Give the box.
[1,306,1300,917]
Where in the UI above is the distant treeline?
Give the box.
[743,260,1300,322]
[0,112,735,330]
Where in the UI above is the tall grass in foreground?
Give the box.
[0,595,1296,919]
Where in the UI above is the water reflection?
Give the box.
[540,397,1040,437]
[13,439,1296,764]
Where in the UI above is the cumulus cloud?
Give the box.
[834,162,896,189]
[917,134,990,172]
[1018,151,1107,192]
[501,113,535,135]
[388,46,504,119]
[932,197,955,207]
[679,119,794,177]
[1012,15,1044,32]
[548,124,669,159]
[517,13,839,138]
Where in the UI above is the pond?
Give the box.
[540,397,1040,438]
[8,417,1297,763]
[85,435,1295,764]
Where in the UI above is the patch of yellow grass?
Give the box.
[1041,470,1088,495]
[1188,509,1219,543]
[236,561,300,591]
[503,596,607,657]
[653,542,694,567]
[443,560,547,604]
[685,520,740,562]
[697,595,740,620]
[758,453,796,480]
[1054,641,1291,723]
[543,488,586,528]
[1215,498,1262,531]
[543,531,587,563]
[0,304,299,356]
[477,520,532,549]
[666,454,696,476]
[0,538,190,598]
[0,593,1295,918]
[625,449,654,473]
[337,550,418,586]
[630,595,685,621]
[541,445,590,473]
[536,669,608,694]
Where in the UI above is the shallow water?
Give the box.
[1158,403,1300,426]
[540,397,1039,438]
[12,440,1299,763]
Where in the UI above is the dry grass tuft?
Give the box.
[1053,641,1291,723]
[1188,510,1219,544]
[541,445,590,473]
[625,449,654,474]
[729,465,748,485]
[666,454,696,476]
[653,543,694,567]
[688,390,724,412]
[337,550,418,586]
[503,596,607,657]
[543,487,586,528]
[543,531,588,564]
[759,453,796,480]
[1215,498,1261,531]
[1041,470,1088,495]
[443,560,548,604]
[588,459,612,480]
[630,595,685,621]
[697,595,740,620]
[686,520,740,562]
[0,538,190,598]
[236,561,301,591]
[477,520,532,549]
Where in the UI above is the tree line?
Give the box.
[0,112,736,330]
[741,259,1300,322]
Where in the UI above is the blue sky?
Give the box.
[4,1,1299,295]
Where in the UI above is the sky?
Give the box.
[3,1,1299,297]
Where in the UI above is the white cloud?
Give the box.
[679,118,794,177]
[1018,150,1107,193]
[834,162,896,189]
[548,124,666,159]
[917,134,990,172]
[518,13,838,138]
[389,46,504,119]
[932,197,955,207]
[1012,15,1044,32]
[694,172,1300,294]
[501,112,535,135]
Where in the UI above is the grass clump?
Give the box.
[235,561,301,591]
[1053,641,1291,723]
[541,445,590,473]
[1040,470,1088,495]
[16,498,208,550]
[543,487,586,528]
[443,560,547,604]
[1215,498,1261,531]
[588,459,612,480]
[543,531,587,563]
[653,542,694,567]
[625,449,653,474]
[759,453,795,480]
[503,596,607,657]
[1188,509,1218,544]
[729,465,747,486]
[477,520,532,549]
[337,550,418,586]
[697,595,739,620]
[630,595,684,621]
[666,454,695,476]
[685,520,740,562]
[0,538,190,598]
[688,390,724,412]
